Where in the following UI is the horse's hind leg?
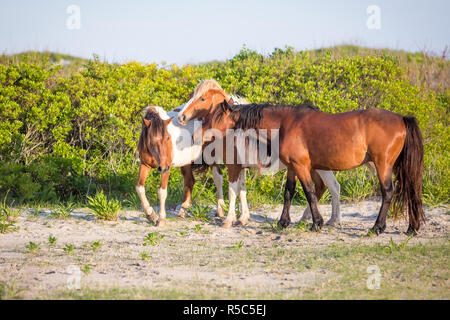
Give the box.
[222,165,242,228]
[300,169,327,223]
[156,169,170,227]
[292,163,324,231]
[136,164,158,224]
[278,169,297,229]
[370,163,394,235]
[178,165,194,218]
[211,165,225,218]
[317,170,341,226]
[236,169,250,226]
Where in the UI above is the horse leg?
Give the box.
[156,169,170,227]
[278,169,297,228]
[178,165,194,218]
[300,169,325,223]
[370,163,394,235]
[211,165,225,218]
[222,165,241,228]
[317,170,341,226]
[136,164,157,224]
[292,163,324,231]
[237,169,250,226]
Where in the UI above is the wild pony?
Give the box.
[136,105,227,227]
[194,99,425,235]
[178,80,342,228]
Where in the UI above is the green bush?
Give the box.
[0,46,448,207]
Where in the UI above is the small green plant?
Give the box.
[29,205,42,217]
[81,264,91,274]
[193,224,202,233]
[384,236,413,253]
[87,190,121,221]
[63,243,75,255]
[231,240,244,250]
[263,215,283,233]
[140,252,150,260]
[25,241,40,253]
[48,234,57,246]
[187,202,211,222]
[295,220,310,232]
[143,232,165,246]
[179,231,188,238]
[0,200,20,234]
[50,202,76,219]
[0,281,22,299]
[91,240,103,251]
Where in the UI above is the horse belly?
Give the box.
[309,135,367,171]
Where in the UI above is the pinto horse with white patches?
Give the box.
[194,99,425,235]
[178,80,342,228]
[136,106,226,227]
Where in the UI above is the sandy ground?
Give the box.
[0,199,448,299]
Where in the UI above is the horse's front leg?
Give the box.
[136,164,158,224]
[211,165,225,218]
[222,165,241,228]
[278,169,297,228]
[157,169,170,227]
[178,165,194,218]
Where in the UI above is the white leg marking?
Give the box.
[238,170,250,225]
[136,185,157,222]
[317,170,341,226]
[223,180,238,227]
[158,187,168,221]
[212,166,225,217]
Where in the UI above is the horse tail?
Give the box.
[392,116,425,234]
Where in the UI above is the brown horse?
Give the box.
[178,80,342,228]
[194,99,425,235]
[136,106,225,227]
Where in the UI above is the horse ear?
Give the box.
[221,99,230,113]
[143,118,150,127]
[164,117,173,126]
[228,97,234,105]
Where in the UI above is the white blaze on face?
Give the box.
[178,99,194,123]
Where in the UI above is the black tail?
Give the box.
[392,116,425,234]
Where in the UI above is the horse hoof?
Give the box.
[325,219,341,227]
[405,225,417,236]
[236,219,248,227]
[221,221,233,228]
[309,222,323,232]
[277,219,290,229]
[369,224,386,236]
[156,219,166,227]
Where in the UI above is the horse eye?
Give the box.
[200,97,205,101]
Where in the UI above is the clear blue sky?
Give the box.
[1,0,448,65]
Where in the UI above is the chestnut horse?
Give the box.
[195,100,425,235]
[178,80,342,228]
[136,105,226,227]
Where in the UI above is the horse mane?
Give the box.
[138,106,167,154]
[191,79,230,101]
[213,102,320,130]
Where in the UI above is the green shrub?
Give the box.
[0,46,447,207]
[87,190,121,220]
